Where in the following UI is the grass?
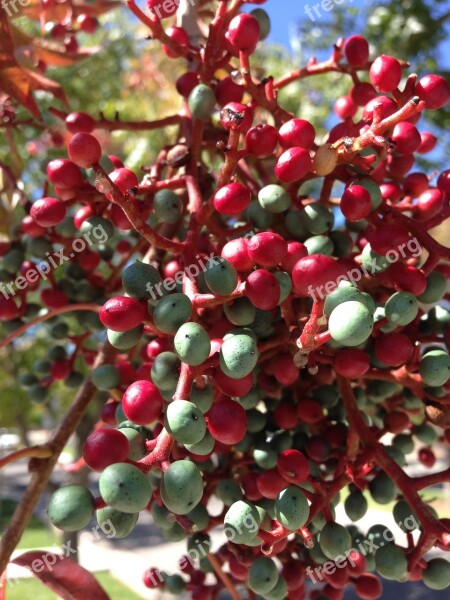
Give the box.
[6,572,144,599]
[0,498,57,549]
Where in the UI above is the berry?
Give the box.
[248,557,279,594]
[99,463,152,513]
[375,333,413,366]
[245,124,278,157]
[277,449,310,483]
[275,147,312,183]
[369,55,402,92]
[122,380,163,425]
[224,500,261,545]
[207,398,247,444]
[165,400,206,445]
[188,84,216,120]
[415,75,450,110]
[375,543,408,580]
[392,122,421,154]
[122,261,162,300]
[162,26,190,58]
[48,485,95,531]
[221,237,254,271]
[30,197,66,228]
[355,574,383,599]
[226,14,260,54]
[46,158,83,188]
[319,523,352,560]
[258,184,291,213]
[160,460,204,515]
[96,507,138,539]
[204,257,238,295]
[153,293,192,334]
[174,322,211,366]
[334,348,370,378]
[344,35,369,67]
[65,112,95,133]
[100,296,147,332]
[82,429,130,471]
[214,182,251,215]
[278,119,316,150]
[274,486,309,530]
[420,349,450,387]
[340,185,372,222]
[68,132,102,168]
[153,189,183,223]
[245,269,280,309]
[422,558,450,590]
[247,232,288,267]
[328,301,374,347]
[220,102,254,132]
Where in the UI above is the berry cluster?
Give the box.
[1,2,450,599]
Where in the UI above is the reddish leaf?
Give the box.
[12,551,111,600]
[0,12,68,118]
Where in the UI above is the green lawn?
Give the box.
[7,572,144,599]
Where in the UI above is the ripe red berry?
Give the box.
[297,399,324,424]
[437,169,450,195]
[350,82,378,106]
[375,332,414,366]
[340,185,372,222]
[384,410,410,434]
[418,447,436,468]
[213,182,251,215]
[355,574,383,599]
[403,172,429,197]
[256,468,288,499]
[162,27,190,58]
[392,122,421,154]
[369,55,402,92]
[0,299,19,321]
[417,188,444,220]
[245,124,278,157]
[40,288,68,309]
[221,237,254,272]
[82,429,130,471]
[245,269,280,309]
[76,14,98,33]
[272,354,299,386]
[100,296,147,332]
[68,132,102,168]
[207,398,247,444]
[274,402,297,429]
[226,14,260,54]
[176,72,199,98]
[362,95,397,122]
[417,131,437,154]
[122,380,163,425]
[334,348,370,378]
[46,158,83,189]
[415,74,450,109]
[215,77,244,106]
[369,224,411,256]
[280,241,308,272]
[65,112,96,133]
[247,232,288,267]
[22,215,46,237]
[105,168,139,200]
[334,95,358,119]
[344,35,369,68]
[278,118,315,150]
[30,197,66,227]
[292,254,343,297]
[214,370,253,397]
[277,449,310,483]
[275,147,312,183]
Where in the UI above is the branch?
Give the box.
[0,445,53,470]
[0,341,117,576]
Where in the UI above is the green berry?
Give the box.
[274,271,292,304]
[361,243,389,273]
[274,486,309,530]
[174,322,211,366]
[185,430,215,455]
[48,484,95,531]
[301,203,334,234]
[420,349,450,387]
[248,557,279,595]
[99,463,152,513]
[190,384,214,413]
[224,500,261,545]
[204,257,238,295]
[219,333,258,379]
[304,235,334,256]
[153,189,183,224]
[107,326,142,350]
[418,271,447,304]
[224,297,256,326]
[258,184,290,213]
[344,490,368,522]
[319,522,352,560]
[119,427,146,460]
[369,472,396,504]
[375,543,408,580]
[385,291,419,326]
[324,282,365,316]
[165,400,206,445]
[96,506,139,539]
[328,301,373,346]
[92,364,120,390]
[122,261,162,299]
[216,479,243,506]
[263,576,287,600]
[393,500,418,533]
[188,84,216,120]
[151,351,180,391]
[161,460,204,515]
[423,558,450,590]
[153,293,192,334]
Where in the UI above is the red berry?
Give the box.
[350,82,378,106]
[417,188,444,220]
[437,169,450,195]
[207,398,247,444]
[176,72,199,98]
[30,197,66,227]
[281,242,308,272]
[392,122,421,154]
[355,574,383,599]
[101,401,119,426]
[384,410,410,434]
[297,399,324,424]
[403,172,429,197]
[214,369,253,397]
[274,402,297,429]
[340,185,372,222]
[22,215,46,237]
[278,119,316,150]
[143,568,163,589]
[122,380,163,425]
[82,429,130,471]
[213,182,251,215]
[100,296,147,332]
[245,269,280,309]
[275,147,312,183]
[369,224,411,256]
[417,131,437,154]
[106,168,139,199]
[245,124,278,157]
[369,55,402,92]
[247,232,288,268]
[221,237,254,271]
[362,96,397,122]
[0,299,19,320]
[68,132,102,168]
[65,112,96,134]
[220,102,253,132]
[415,74,450,109]
[272,354,299,386]
[344,35,369,68]
[334,348,370,378]
[418,447,436,468]
[46,158,83,189]
[277,449,310,483]
[334,95,358,119]
[226,14,260,54]
[40,288,68,308]
[375,332,413,366]
[215,77,244,107]
[76,14,98,33]
[162,27,190,58]
[292,254,343,297]
[256,468,288,499]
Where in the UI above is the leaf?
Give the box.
[0,12,68,118]
[12,551,111,600]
